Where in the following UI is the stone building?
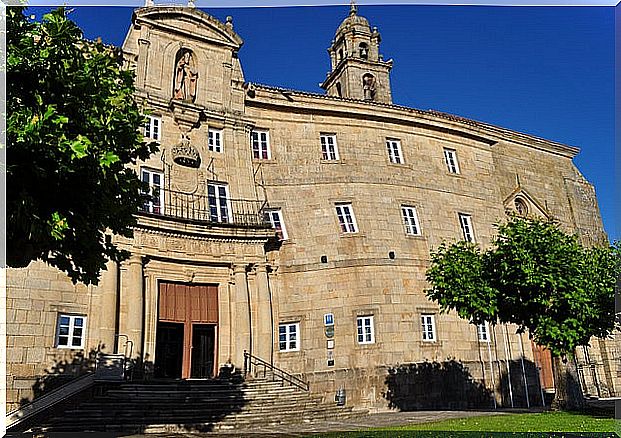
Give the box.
[6,4,619,413]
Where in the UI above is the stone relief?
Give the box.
[171,135,201,169]
[173,50,198,102]
[362,73,376,101]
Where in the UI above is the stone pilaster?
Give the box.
[118,254,143,359]
[232,263,251,368]
[254,263,272,362]
[97,260,118,353]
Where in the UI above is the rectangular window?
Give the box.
[421,314,436,342]
[56,314,86,349]
[251,129,270,160]
[208,128,223,153]
[357,315,375,344]
[401,205,421,236]
[444,148,460,174]
[320,134,339,160]
[278,322,299,352]
[264,209,288,240]
[386,139,403,164]
[207,183,231,223]
[458,213,475,242]
[335,203,358,233]
[144,115,161,141]
[141,168,164,214]
[477,321,490,342]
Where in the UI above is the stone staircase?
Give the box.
[24,378,362,434]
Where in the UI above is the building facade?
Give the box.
[6,5,619,413]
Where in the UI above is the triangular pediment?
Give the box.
[503,186,550,220]
[134,7,244,49]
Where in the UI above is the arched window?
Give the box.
[359,43,368,59]
[336,82,342,98]
[338,48,344,62]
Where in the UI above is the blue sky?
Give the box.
[31,5,617,241]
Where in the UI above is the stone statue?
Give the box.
[363,74,376,101]
[174,51,198,102]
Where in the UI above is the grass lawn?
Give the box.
[312,412,619,437]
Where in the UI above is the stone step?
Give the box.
[58,400,324,416]
[105,388,305,397]
[27,375,355,434]
[44,408,357,433]
[72,394,322,405]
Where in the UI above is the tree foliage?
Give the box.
[7,7,158,284]
[426,216,619,357]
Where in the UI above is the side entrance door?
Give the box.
[155,282,218,379]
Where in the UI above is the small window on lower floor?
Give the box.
[357,315,375,344]
[335,203,358,233]
[279,322,299,352]
[208,128,223,153]
[264,209,288,240]
[401,205,422,236]
[477,321,491,342]
[56,314,87,349]
[458,213,476,242]
[421,314,436,342]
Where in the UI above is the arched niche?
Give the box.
[173,48,199,103]
[362,73,376,101]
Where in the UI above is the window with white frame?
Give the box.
[477,321,490,342]
[401,205,421,236]
[458,213,475,242]
[335,203,358,233]
[56,314,86,349]
[443,148,460,174]
[251,129,270,160]
[264,209,288,240]
[207,182,231,223]
[320,134,339,160]
[279,322,299,351]
[386,139,403,164]
[357,315,375,344]
[141,168,164,214]
[208,128,223,153]
[144,115,161,141]
[421,314,436,342]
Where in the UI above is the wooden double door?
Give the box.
[155,282,218,379]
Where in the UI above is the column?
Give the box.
[254,263,272,362]
[232,263,251,369]
[97,260,118,353]
[118,254,143,359]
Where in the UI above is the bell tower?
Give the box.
[320,1,393,103]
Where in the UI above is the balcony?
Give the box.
[138,187,269,229]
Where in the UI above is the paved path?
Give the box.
[202,409,514,437]
[11,408,535,437]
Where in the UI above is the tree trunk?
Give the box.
[551,355,585,411]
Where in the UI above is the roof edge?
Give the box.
[247,82,580,158]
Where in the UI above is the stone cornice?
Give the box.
[246,83,580,159]
[133,7,243,49]
[134,214,272,244]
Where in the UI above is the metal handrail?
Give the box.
[7,372,95,429]
[243,350,309,392]
[139,187,269,228]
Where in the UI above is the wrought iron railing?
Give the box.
[138,187,269,228]
[243,350,309,392]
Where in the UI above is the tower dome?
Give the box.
[335,3,371,38]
